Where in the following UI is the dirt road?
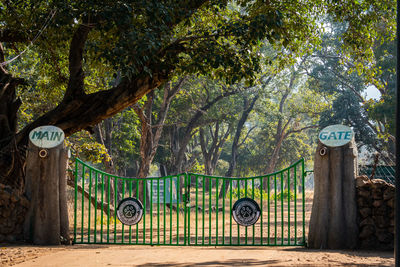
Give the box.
[2,245,393,267]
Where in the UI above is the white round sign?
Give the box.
[318,124,354,147]
[29,125,65,148]
[117,198,143,225]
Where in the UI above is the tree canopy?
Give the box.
[0,0,396,186]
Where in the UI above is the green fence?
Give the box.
[73,158,307,246]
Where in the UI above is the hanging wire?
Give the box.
[0,8,57,67]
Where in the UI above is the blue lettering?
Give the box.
[319,132,328,140]
[328,132,337,140]
[344,131,351,140]
[337,131,345,139]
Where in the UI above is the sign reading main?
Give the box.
[29,125,65,148]
[318,124,353,147]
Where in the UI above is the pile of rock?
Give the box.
[0,183,29,242]
[356,175,394,250]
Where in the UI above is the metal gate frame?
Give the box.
[73,158,306,246]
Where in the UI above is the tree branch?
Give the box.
[0,29,28,43]
[284,125,318,139]
[63,23,94,102]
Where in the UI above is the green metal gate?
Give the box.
[73,158,306,246]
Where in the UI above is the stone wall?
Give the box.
[356,175,394,250]
[0,183,29,242]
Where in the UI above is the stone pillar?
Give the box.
[24,141,70,245]
[308,139,359,249]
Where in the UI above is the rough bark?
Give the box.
[94,120,115,204]
[170,88,239,174]
[0,43,25,190]
[218,94,258,198]
[199,122,231,175]
[24,142,70,245]
[134,78,185,179]
[308,140,359,249]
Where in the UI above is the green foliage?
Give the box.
[228,187,268,200]
[66,132,110,164]
[2,0,396,180]
[270,189,295,202]
[227,187,294,202]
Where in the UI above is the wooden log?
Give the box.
[23,142,69,245]
[308,140,358,249]
[66,177,115,215]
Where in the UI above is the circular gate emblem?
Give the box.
[232,198,261,226]
[117,197,143,225]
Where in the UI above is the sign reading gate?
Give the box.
[318,124,353,147]
[29,125,65,148]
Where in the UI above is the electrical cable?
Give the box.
[0,8,57,67]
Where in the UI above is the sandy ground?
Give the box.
[0,244,394,267]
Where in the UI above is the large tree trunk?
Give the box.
[219,94,259,198]
[0,43,25,191]
[94,120,115,204]
[23,142,70,245]
[199,123,231,176]
[308,140,359,249]
[170,88,239,174]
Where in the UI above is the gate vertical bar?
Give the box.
[252,178,255,244]
[237,180,240,245]
[267,175,270,245]
[260,176,263,245]
[113,177,117,243]
[208,177,212,245]
[136,180,139,244]
[129,180,132,244]
[245,179,248,245]
[274,174,277,245]
[81,164,85,243]
[107,176,110,243]
[186,173,190,245]
[287,168,290,245]
[121,181,125,243]
[202,176,205,245]
[169,177,172,245]
[177,176,180,245]
[88,169,92,243]
[281,172,284,245]
[294,165,297,245]
[157,178,160,245]
[222,179,226,245]
[195,175,199,245]
[229,179,232,245]
[73,159,78,243]
[143,179,147,244]
[302,159,306,245]
[94,172,98,243]
[216,178,219,245]
[163,177,166,244]
[150,178,153,245]
[101,173,104,243]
